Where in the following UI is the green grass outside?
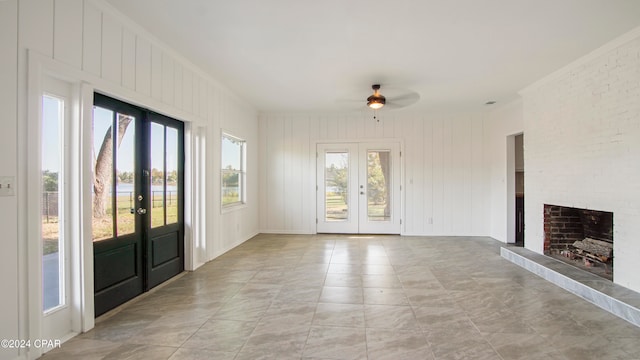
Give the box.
[325,193,389,221]
[42,194,179,254]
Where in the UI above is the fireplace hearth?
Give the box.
[543,204,613,280]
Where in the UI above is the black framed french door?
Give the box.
[92,93,184,317]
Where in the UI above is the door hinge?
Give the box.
[316,185,318,191]
[400,219,402,225]
[400,151,402,157]
[400,185,402,191]
[316,152,318,158]
[316,218,318,224]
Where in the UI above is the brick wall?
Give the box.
[544,205,584,252]
[521,28,640,292]
[543,205,614,253]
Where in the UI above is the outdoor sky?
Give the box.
[42,96,61,172]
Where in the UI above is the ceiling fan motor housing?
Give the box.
[367,84,386,108]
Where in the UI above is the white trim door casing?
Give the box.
[316,142,401,234]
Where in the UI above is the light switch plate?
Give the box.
[0,176,16,196]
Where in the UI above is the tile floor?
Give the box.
[42,234,640,360]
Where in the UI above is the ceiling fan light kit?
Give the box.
[367,84,386,110]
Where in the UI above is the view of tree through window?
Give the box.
[222,134,245,206]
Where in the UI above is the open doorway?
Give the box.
[515,134,524,246]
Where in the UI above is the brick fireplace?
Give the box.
[543,204,614,280]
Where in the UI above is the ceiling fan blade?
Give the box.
[386,92,420,109]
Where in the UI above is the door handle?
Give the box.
[136,208,147,215]
[360,191,364,195]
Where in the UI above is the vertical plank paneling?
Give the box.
[326,117,338,138]
[150,45,162,100]
[357,114,368,139]
[443,118,462,234]
[135,36,151,96]
[259,113,490,236]
[82,1,102,76]
[53,0,82,68]
[173,63,183,110]
[101,13,122,84]
[199,77,207,119]
[451,117,469,233]
[374,117,384,138]
[392,116,404,140]
[345,115,359,139]
[192,76,201,117]
[121,28,136,90]
[0,2,18,352]
[267,117,285,230]
[402,119,415,234]
[471,116,485,233]
[182,68,193,114]
[423,118,434,234]
[336,115,347,139]
[161,52,174,105]
[283,116,293,229]
[442,118,453,233]
[363,114,376,138]
[258,115,268,230]
[19,0,54,57]
[296,115,312,232]
[462,117,473,233]
[317,115,328,140]
[432,118,444,234]
[411,119,426,234]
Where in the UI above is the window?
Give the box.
[221,133,246,207]
[42,94,65,312]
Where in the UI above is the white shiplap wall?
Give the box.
[2,1,259,357]
[258,111,488,236]
[0,1,19,359]
[16,0,259,262]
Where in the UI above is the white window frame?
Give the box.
[41,93,68,315]
[221,132,246,209]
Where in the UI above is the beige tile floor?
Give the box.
[42,234,640,360]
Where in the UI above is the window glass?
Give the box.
[115,114,136,235]
[92,106,115,241]
[150,122,165,227]
[42,95,65,312]
[325,152,349,221]
[222,134,245,206]
[166,127,179,224]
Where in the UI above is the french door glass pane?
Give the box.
[150,123,165,227]
[325,152,349,221]
[166,127,178,224]
[92,106,115,241]
[367,150,391,222]
[42,95,64,312]
[115,114,136,236]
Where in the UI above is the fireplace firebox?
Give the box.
[543,204,613,280]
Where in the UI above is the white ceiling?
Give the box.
[105,0,640,114]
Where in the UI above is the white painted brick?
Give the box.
[523,32,640,293]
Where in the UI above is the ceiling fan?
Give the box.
[336,84,420,114]
[365,84,419,110]
[367,84,386,109]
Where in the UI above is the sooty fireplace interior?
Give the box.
[543,204,613,280]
